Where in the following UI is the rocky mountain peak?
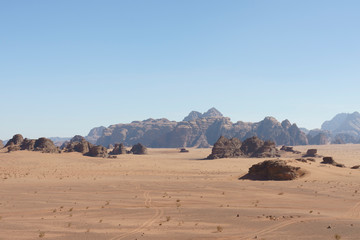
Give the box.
[281,119,291,129]
[202,107,223,118]
[183,111,202,121]
[183,107,223,121]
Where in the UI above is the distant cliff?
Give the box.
[320,112,360,144]
[94,108,308,148]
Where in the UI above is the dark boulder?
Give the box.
[351,165,360,169]
[244,160,305,180]
[252,140,280,158]
[109,143,127,155]
[5,134,24,147]
[33,138,60,153]
[303,149,318,157]
[280,145,301,154]
[207,136,243,159]
[130,143,147,154]
[64,135,93,154]
[321,157,345,168]
[180,148,189,153]
[86,145,108,158]
[240,136,264,156]
[21,138,36,151]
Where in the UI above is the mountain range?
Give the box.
[90,108,308,148]
[3,108,360,148]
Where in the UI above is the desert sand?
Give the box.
[1,145,360,240]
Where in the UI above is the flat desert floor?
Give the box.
[1,145,360,240]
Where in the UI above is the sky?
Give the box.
[1,0,360,140]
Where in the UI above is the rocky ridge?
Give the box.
[95,108,308,148]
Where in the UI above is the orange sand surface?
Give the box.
[1,145,360,240]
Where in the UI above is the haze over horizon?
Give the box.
[1,0,360,140]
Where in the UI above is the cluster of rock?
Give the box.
[109,143,127,155]
[207,136,280,159]
[4,134,60,153]
[244,160,305,180]
[321,157,345,168]
[62,135,108,157]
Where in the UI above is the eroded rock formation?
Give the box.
[245,160,305,180]
[321,157,345,168]
[130,143,147,154]
[109,143,127,155]
[207,136,279,159]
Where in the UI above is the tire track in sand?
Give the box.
[233,217,324,240]
[345,201,360,219]
[110,188,164,240]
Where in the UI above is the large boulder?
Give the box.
[245,160,305,180]
[252,140,280,158]
[130,143,147,154]
[5,134,24,147]
[86,145,108,158]
[33,138,60,153]
[321,157,345,168]
[64,135,93,154]
[303,149,318,157]
[207,136,243,159]
[109,143,127,155]
[240,136,264,156]
[21,138,36,151]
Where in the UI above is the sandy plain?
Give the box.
[1,144,360,240]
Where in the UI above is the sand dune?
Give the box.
[1,145,360,239]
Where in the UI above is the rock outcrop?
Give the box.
[63,135,93,154]
[86,145,108,158]
[207,136,243,159]
[303,149,318,157]
[321,157,345,168]
[94,108,309,148]
[280,146,301,154]
[245,160,305,180]
[207,136,279,159]
[5,134,24,148]
[32,138,60,153]
[130,143,147,154]
[109,143,127,155]
[63,135,109,157]
[0,140,3,149]
[5,134,60,153]
[251,140,280,158]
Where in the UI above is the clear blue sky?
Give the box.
[1,0,359,140]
